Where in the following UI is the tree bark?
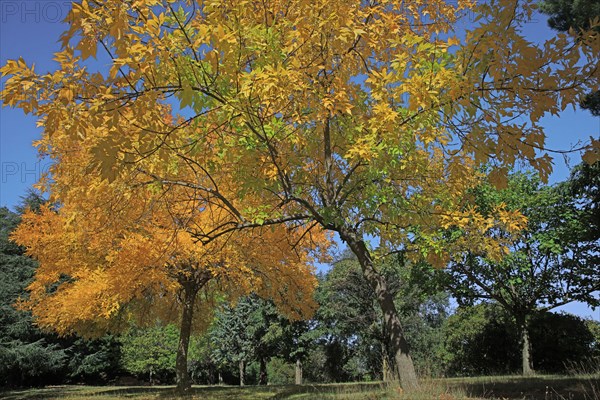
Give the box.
[295,358,303,385]
[239,359,245,386]
[518,316,535,376]
[381,342,394,382]
[259,357,268,385]
[176,282,198,393]
[340,230,418,389]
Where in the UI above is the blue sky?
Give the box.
[0,2,598,320]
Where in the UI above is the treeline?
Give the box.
[1,165,599,387]
[2,253,599,387]
[1,197,599,387]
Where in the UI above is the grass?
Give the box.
[444,374,600,400]
[1,374,598,400]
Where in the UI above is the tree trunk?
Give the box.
[381,342,394,382]
[176,283,197,393]
[218,371,223,385]
[239,359,246,386]
[259,357,268,385]
[340,230,418,389]
[295,358,303,385]
[518,316,534,376]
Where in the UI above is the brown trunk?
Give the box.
[519,317,534,376]
[176,282,197,393]
[295,358,303,385]
[340,230,418,389]
[381,342,394,382]
[382,356,389,382]
[259,357,268,385]
[239,359,245,386]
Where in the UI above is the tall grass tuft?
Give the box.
[383,379,470,400]
[564,360,600,400]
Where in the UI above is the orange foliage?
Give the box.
[12,175,328,337]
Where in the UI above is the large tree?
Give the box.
[444,172,600,375]
[2,0,599,387]
[12,184,324,392]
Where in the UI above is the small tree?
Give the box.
[210,295,291,385]
[121,325,180,384]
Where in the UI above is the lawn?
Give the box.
[1,375,598,400]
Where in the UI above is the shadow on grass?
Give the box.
[1,377,598,400]
[0,382,387,400]
[269,382,386,399]
[1,384,287,400]
[448,375,600,400]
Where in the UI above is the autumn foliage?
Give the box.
[12,184,326,337]
[2,0,599,388]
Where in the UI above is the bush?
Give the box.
[267,357,295,385]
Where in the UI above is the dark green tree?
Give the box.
[441,303,519,376]
[0,191,122,387]
[540,0,600,115]
[442,303,596,375]
[209,295,288,386]
[445,172,600,375]
[0,193,67,387]
[66,335,122,384]
[313,256,383,382]
[312,252,449,381]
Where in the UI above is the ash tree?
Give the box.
[3,0,599,388]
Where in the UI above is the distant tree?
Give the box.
[529,312,595,373]
[275,317,313,385]
[540,0,600,115]
[441,303,519,376]
[314,255,383,382]
[121,324,185,384]
[444,172,600,375]
[244,297,288,385]
[585,319,600,363]
[566,161,600,242]
[312,252,449,381]
[210,295,290,386]
[0,194,66,387]
[442,303,596,375]
[66,335,121,384]
[265,357,296,385]
[187,332,220,385]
